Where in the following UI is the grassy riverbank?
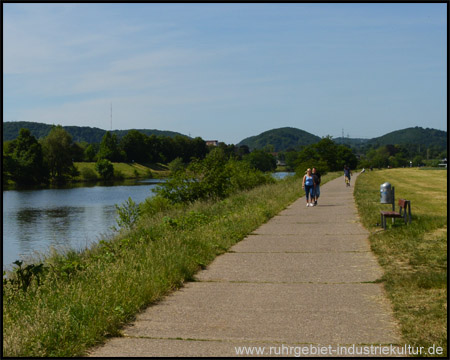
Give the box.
[354,168,447,357]
[3,162,169,190]
[3,172,340,357]
[73,162,170,181]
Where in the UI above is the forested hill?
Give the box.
[3,121,188,143]
[237,126,446,152]
[366,127,447,149]
[237,127,321,151]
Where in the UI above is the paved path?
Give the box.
[89,174,402,357]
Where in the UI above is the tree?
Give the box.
[70,142,85,162]
[41,125,76,182]
[84,144,97,162]
[243,150,277,172]
[189,137,209,160]
[314,137,339,170]
[97,131,124,162]
[237,145,250,159]
[413,155,424,167]
[336,145,358,170]
[371,147,390,168]
[120,130,148,163]
[167,157,185,174]
[4,128,48,185]
[96,159,114,180]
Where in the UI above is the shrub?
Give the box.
[95,159,114,180]
[140,195,175,216]
[113,197,141,231]
[168,157,185,174]
[154,148,274,204]
[80,167,98,181]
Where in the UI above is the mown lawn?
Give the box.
[354,168,447,357]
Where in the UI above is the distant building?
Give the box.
[438,158,447,168]
[206,140,219,147]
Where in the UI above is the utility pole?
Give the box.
[110,103,112,130]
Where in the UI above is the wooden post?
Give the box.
[392,187,395,212]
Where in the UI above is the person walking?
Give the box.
[302,168,315,207]
[312,167,321,206]
[344,165,352,187]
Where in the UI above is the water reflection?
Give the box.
[16,208,41,223]
[3,181,159,270]
[4,174,292,269]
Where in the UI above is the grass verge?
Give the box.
[73,162,167,182]
[3,172,340,357]
[354,168,447,357]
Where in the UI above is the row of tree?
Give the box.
[358,144,446,169]
[9,124,439,187]
[67,129,210,164]
[2,126,212,186]
[3,126,280,186]
[277,137,358,174]
[3,127,76,185]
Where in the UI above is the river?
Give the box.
[2,179,163,270]
[3,173,294,270]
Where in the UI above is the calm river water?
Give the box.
[3,173,294,270]
[2,179,163,270]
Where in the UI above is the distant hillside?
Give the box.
[3,121,188,143]
[237,126,446,152]
[366,126,447,149]
[237,127,321,151]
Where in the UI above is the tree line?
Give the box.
[3,126,280,186]
[357,143,446,169]
[6,124,440,187]
[278,136,358,174]
[2,126,211,186]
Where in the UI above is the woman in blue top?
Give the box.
[344,165,352,187]
[302,168,316,207]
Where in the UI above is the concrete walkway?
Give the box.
[89,174,402,357]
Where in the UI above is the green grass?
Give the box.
[3,172,340,357]
[354,169,447,357]
[73,162,157,181]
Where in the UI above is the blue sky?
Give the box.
[3,3,447,144]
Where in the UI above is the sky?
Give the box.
[3,3,447,144]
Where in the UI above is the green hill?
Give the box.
[237,127,321,151]
[366,126,447,149]
[3,121,188,143]
[237,126,446,153]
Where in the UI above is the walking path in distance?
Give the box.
[89,174,402,357]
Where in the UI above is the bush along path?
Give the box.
[89,173,406,357]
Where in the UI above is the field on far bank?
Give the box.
[354,168,447,357]
[74,162,169,181]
